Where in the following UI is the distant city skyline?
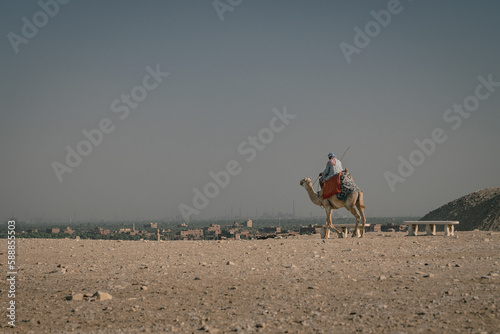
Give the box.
[1,1,499,223]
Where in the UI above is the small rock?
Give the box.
[141,286,148,290]
[92,291,112,301]
[226,261,235,266]
[378,275,387,281]
[67,293,84,301]
[424,273,435,278]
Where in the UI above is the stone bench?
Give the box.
[323,224,371,238]
[404,221,459,236]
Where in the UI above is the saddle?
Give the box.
[320,172,342,199]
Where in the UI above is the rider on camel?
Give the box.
[320,152,343,188]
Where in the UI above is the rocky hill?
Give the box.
[420,187,500,231]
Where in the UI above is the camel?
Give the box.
[299,177,366,238]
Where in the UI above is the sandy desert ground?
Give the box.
[1,230,499,333]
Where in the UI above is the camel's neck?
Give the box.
[305,183,322,206]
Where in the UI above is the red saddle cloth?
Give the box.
[321,173,342,199]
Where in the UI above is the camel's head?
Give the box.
[299,178,312,188]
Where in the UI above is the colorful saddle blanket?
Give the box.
[336,171,360,201]
[322,173,341,199]
[322,171,360,200]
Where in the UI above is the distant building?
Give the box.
[46,228,60,234]
[245,220,253,228]
[27,228,38,233]
[367,224,381,232]
[178,222,188,227]
[206,224,221,232]
[299,225,322,235]
[237,230,251,238]
[180,229,204,239]
[204,224,221,239]
[94,227,110,235]
[63,227,75,234]
[144,222,158,229]
[118,228,132,234]
[260,226,281,234]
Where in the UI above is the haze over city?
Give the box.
[1,0,499,223]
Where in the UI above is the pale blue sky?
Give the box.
[1,1,499,222]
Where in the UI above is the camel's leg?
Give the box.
[355,192,367,237]
[344,193,361,238]
[331,225,341,236]
[323,207,332,239]
[324,205,342,237]
[348,207,361,237]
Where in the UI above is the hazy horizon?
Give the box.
[2,1,499,223]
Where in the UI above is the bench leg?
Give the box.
[408,224,418,236]
[426,224,436,236]
[445,224,455,237]
[341,227,348,238]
